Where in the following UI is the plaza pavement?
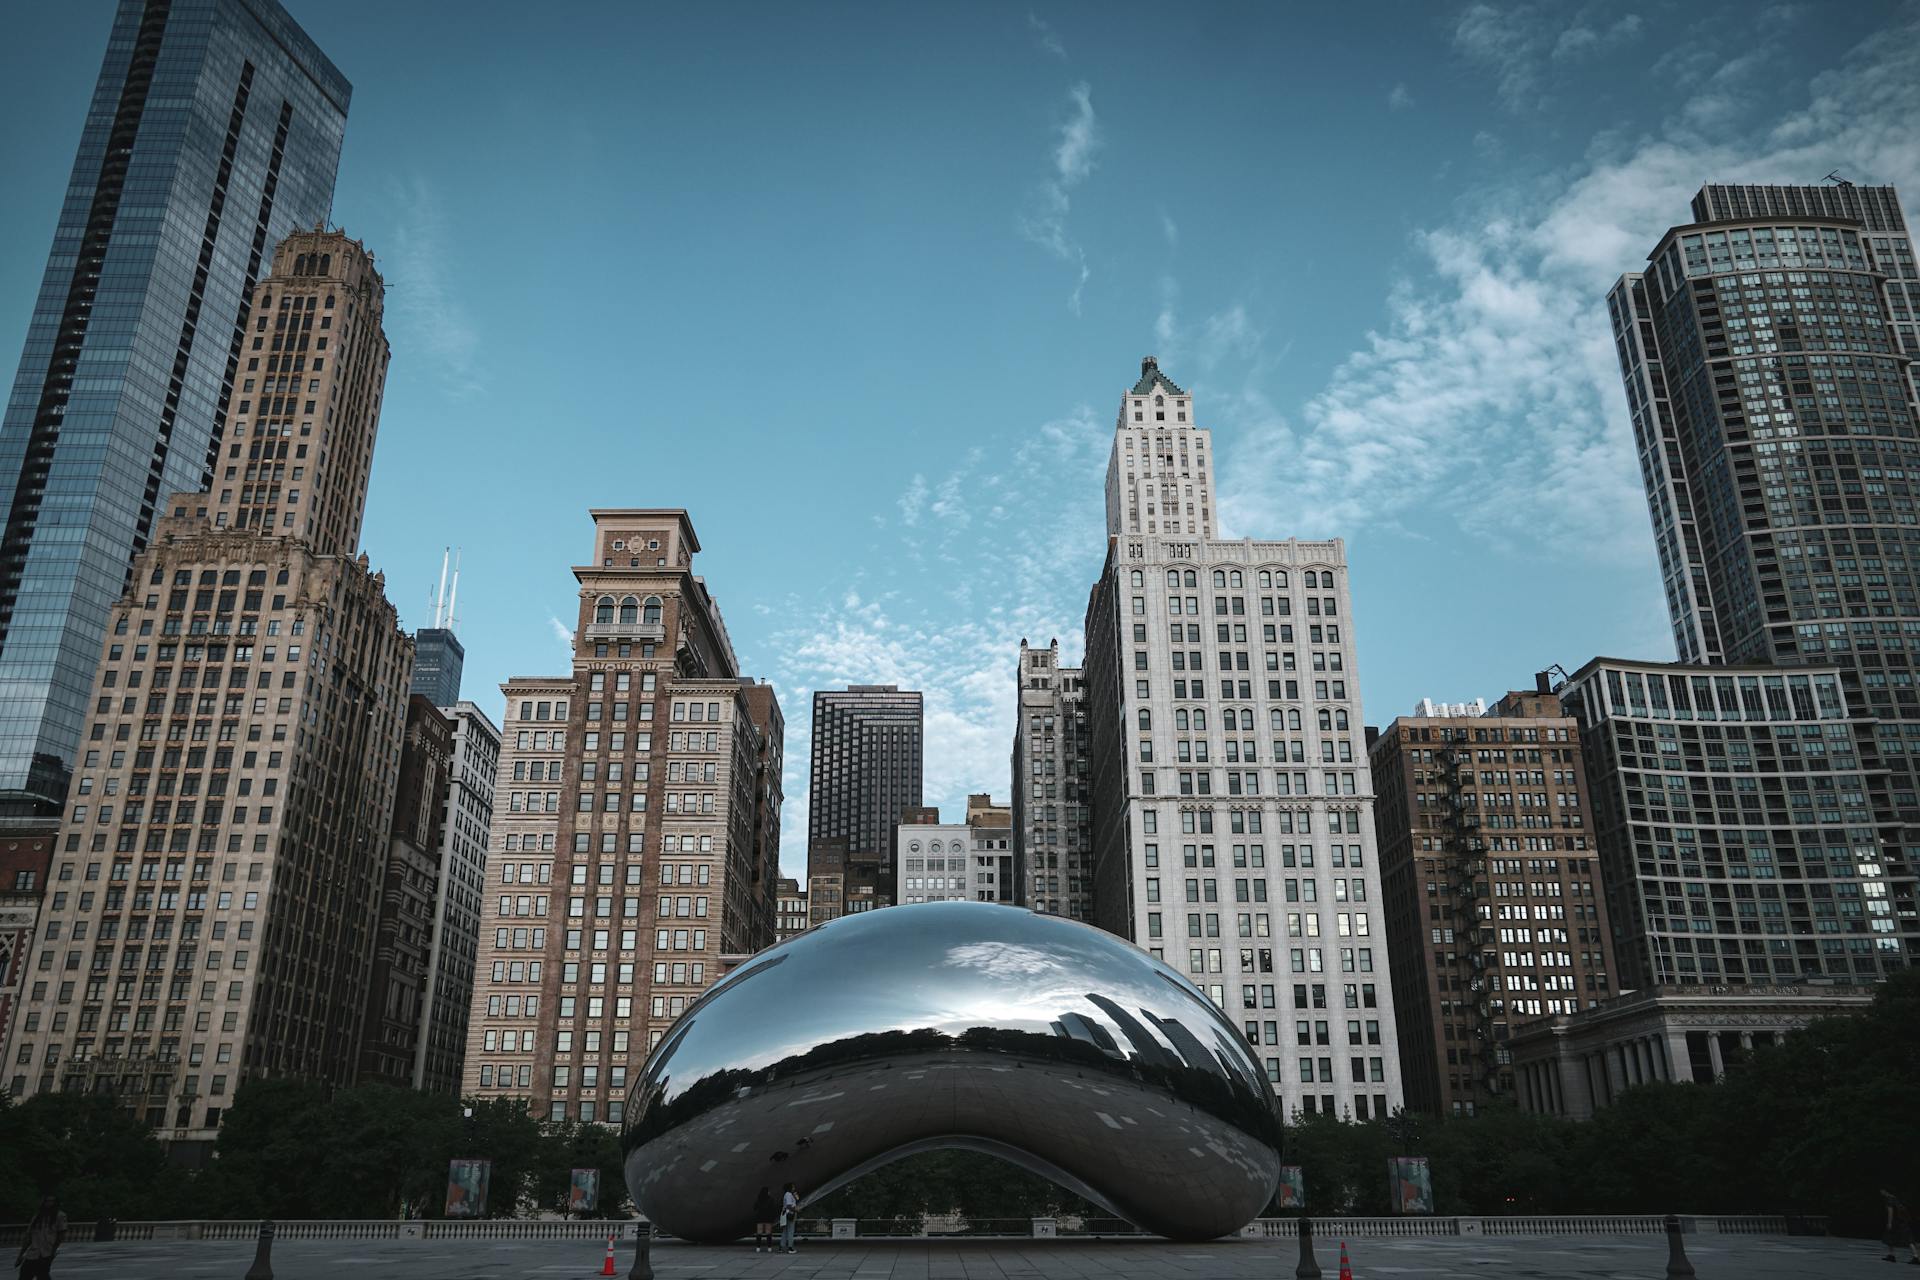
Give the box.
[27,1232,1888,1280]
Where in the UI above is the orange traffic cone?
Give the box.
[600,1230,616,1276]
[1338,1240,1353,1280]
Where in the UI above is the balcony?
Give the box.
[584,621,665,644]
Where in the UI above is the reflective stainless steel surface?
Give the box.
[622,902,1283,1241]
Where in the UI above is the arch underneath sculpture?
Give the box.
[796,1133,1130,1225]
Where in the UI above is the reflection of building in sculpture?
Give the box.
[1078,358,1405,1120]
[461,510,783,1125]
[1014,640,1093,918]
[1370,687,1618,1117]
[1509,982,1874,1120]
[622,903,1282,1242]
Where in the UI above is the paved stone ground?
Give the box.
[34,1232,1888,1280]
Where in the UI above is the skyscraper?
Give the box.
[410,549,464,707]
[1608,182,1920,969]
[1369,689,1616,1116]
[0,0,350,814]
[414,699,497,1093]
[5,230,413,1144]
[1013,639,1093,918]
[806,685,922,919]
[460,510,784,1125]
[1081,357,1405,1119]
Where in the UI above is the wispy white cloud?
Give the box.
[547,614,574,651]
[897,473,929,526]
[1019,82,1101,313]
[1387,82,1414,111]
[1454,3,1644,113]
[383,176,484,398]
[1027,11,1067,60]
[769,406,1109,877]
[1222,12,1920,564]
[1160,211,1180,248]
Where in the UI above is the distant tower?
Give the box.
[412,547,466,706]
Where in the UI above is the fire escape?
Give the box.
[1439,739,1499,1101]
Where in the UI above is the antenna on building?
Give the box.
[1823,170,1854,187]
[447,548,461,634]
[432,548,450,628]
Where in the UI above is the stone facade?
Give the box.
[1509,982,1874,1119]
[1081,359,1404,1120]
[0,819,57,1086]
[4,232,415,1144]
[1012,640,1092,918]
[414,700,497,1093]
[1370,690,1618,1116]
[460,510,782,1125]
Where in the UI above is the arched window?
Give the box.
[1305,570,1319,588]
[1131,569,1143,586]
[1193,709,1208,731]
[1138,709,1151,730]
[319,253,331,275]
[1212,570,1226,587]
[1318,710,1332,731]
[618,596,638,624]
[1335,710,1349,730]
[1183,570,1197,588]
[594,596,614,625]
[1259,571,1271,587]
[1288,710,1302,730]
[1167,570,1181,588]
[1275,571,1288,588]
[1229,570,1243,587]
[293,255,307,276]
[641,596,662,625]
[1239,709,1254,730]
[1174,709,1189,731]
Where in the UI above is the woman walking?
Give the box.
[13,1195,66,1280]
[752,1185,777,1253]
[779,1182,800,1254]
[1884,1189,1919,1264]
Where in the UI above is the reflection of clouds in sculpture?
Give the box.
[942,940,1066,979]
[622,904,1283,1242]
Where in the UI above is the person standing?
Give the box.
[752,1186,777,1253]
[779,1182,800,1254]
[13,1195,66,1280]
[1884,1189,1919,1264]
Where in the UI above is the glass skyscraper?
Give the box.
[1608,183,1920,975]
[0,0,349,813]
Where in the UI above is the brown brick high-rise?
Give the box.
[5,231,415,1147]
[1370,690,1617,1115]
[461,510,782,1125]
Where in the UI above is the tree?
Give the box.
[0,1092,175,1221]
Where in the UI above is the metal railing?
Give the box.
[0,1212,1826,1247]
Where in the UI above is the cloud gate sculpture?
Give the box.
[621,902,1283,1241]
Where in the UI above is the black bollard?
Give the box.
[1295,1215,1322,1280]
[243,1219,275,1280]
[627,1221,654,1280]
[1664,1214,1696,1279]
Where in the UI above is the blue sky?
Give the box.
[3,1,1918,878]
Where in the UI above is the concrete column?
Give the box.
[1556,1051,1592,1120]
[1706,1031,1726,1080]
[1664,1031,1692,1083]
